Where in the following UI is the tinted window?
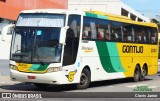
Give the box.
[82,16,158,44]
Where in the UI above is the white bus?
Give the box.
[9,9,158,89]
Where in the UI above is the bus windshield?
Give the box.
[10,27,62,63]
[16,13,65,27]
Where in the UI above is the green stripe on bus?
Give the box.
[37,64,49,71]
[86,12,98,18]
[29,64,49,71]
[96,41,116,73]
[106,42,126,72]
[28,64,40,71]
[97,15,108,20]
[85,12,108,19]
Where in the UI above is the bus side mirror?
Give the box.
[59,26,69,44]
[1,24,15,42]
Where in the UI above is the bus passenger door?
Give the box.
[63,15,81,66]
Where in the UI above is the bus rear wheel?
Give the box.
[140,66,147,81]
[133,65,140,82]
[76,68,91,89]
[34,83,49,89]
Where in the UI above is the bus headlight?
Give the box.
[46,67,60,73]
[10,64,18,71]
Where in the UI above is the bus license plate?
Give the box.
[28,76,36,79]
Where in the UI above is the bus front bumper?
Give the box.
[10,69,62,84]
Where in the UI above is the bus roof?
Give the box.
[20,9,157,28]
[20,9,84,16]
[85,11,158,28]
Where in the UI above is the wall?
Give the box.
[68,0,121,15]
[68,0,150,22]
[0,0,68,20]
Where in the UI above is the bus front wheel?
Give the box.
[76,68,91,89]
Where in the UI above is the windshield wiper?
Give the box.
[34,53,45,65]
[34,47,46,65]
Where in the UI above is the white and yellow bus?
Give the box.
[9,9,159,89]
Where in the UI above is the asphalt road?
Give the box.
[0,73,160,100]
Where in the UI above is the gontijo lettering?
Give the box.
[122,45,143,53]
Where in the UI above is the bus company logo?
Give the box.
[17,63,27,67]
[65,70,77,82]
[133,86,152,92]
[16,63,30,68]
[122,45,143,53]
[82,46,93,53]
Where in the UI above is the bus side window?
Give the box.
[123,24,134,42]
[109,21,122,42]
[83,17,98,40]
[150,28,157,44]
[82,31,88,39]
[97,31,104,40]
[122,27,127,42]
[141,28,147,43]
[97,19,109,40]
[90,23,97,39]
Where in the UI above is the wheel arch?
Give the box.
[82,65,91,76]
[76,65,91,89]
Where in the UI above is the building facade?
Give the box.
[0,0,68,33]
[68,0,150,22]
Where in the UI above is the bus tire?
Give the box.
[76,68,91,89]
[133,65,140,82]
[140,65,147,81]
[34,83,49,89]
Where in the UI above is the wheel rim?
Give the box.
[142,68,146,77]
[135,69,139,80]
[80,73,88,85]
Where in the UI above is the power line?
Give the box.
[136,10,160,13]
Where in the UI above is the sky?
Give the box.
[122,0,160,19]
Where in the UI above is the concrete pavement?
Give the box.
[0,59,10,76]
[0,76,21,86]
